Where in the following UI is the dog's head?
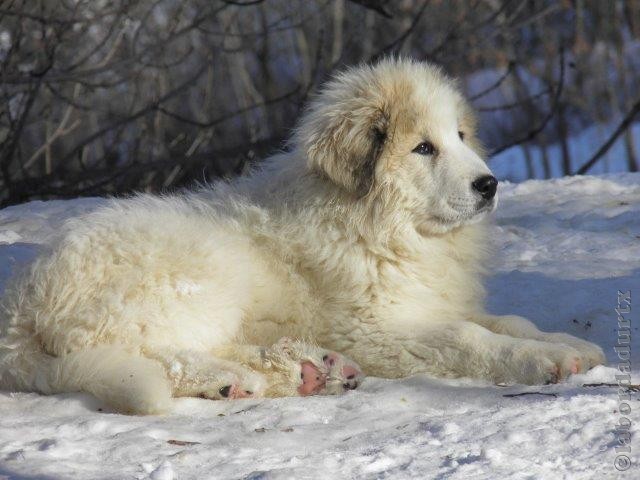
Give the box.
[293,58,497,234]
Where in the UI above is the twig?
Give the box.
[469,62,515,101]
[574,97,640,175]
[490,47,566,157]
[56,65,208,165]
[167,439,201,446]
[222,0,265,5]
[503,391,558,398]
[347,0,393,19]
[504,383,640,399]
[582,383,640,392]
[24,85,82,169]
[370,0,429,61]
[1,136,283,205]
[477,88,551,112]
[156,86,300,128]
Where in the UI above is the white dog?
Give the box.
[0,58,605,414]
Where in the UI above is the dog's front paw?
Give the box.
[540,332,605,370]
[506,340,585,385]
[195,369,266,401]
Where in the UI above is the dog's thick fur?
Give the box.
[0,58,605,414]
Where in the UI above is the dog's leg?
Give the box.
[145,339,363,401]
[466,313,605,370]
[214,338,364,398]
[346,320,590,385]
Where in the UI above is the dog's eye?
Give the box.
[413,141,436,156]
[458,131,465,141]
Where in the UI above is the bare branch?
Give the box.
[57,65,208,166]
[477,87,552,112]
[469,62,515,101]
[503,392,558,398]
[156,87,301,128]
[574,97,640,175]
[347,0,392,19]
[490,48,566,157]
[370,0,429,61]
[222,0,265,5]
[1,0,639,205]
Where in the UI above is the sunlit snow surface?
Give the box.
[0,174,639,479]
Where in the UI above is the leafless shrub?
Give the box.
[0,0,638,205]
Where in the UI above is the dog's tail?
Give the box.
[0,335,172,414]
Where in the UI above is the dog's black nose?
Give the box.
[471,175,498,200]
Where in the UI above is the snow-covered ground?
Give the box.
[0,174,639,479]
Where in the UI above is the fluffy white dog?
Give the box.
[0,58,605,414]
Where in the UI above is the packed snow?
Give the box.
[0,174,639,479]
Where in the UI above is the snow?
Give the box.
[1,174,639,479]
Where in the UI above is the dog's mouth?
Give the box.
[476,196,498,214]
[421,195,498,234]
[433,196,497,225]
[464,197,497,224]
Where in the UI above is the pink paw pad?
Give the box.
[298,362,326,396]
[219,385,254,399]
[323,353,362,390]
[570,358,581,375]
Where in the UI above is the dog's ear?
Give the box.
[296,99,389,197]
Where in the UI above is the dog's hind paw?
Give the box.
[263,338,364,397]
[298,351,362,395]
